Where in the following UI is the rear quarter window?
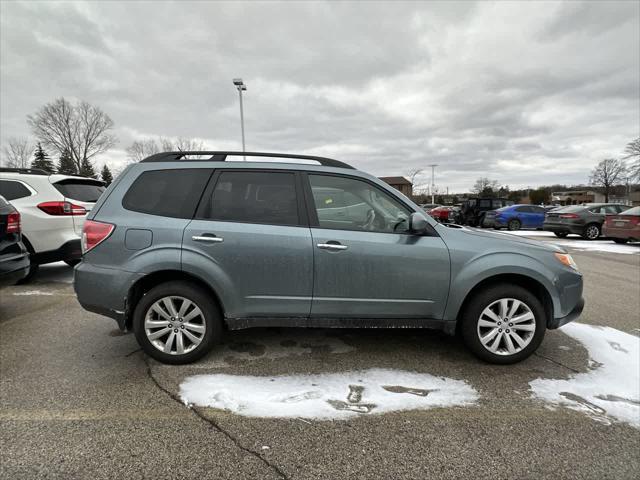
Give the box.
[0,180,32,201]
[123,169,213,218]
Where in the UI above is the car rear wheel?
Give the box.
[507,219,521,231]
[133,281,222,364]
[460,284,546,364]
[582,223,601,240]
[554,232,568,238]
[613,238,628,244]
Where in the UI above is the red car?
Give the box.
[603,206,640,243]
[429,206,455,222]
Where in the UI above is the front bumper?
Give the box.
[548,297,584,329]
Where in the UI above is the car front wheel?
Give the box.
[507,219,521,231]
[460,284,546,364]
[133,281,222,364]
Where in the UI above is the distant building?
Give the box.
[379,176,412,197]
[551,190,605,205]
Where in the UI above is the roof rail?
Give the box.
[0,167,49,175]
[140,151,354,169]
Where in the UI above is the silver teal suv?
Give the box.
[74,152,584,365]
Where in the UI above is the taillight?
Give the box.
[37,201,86,216]
[559,213,579,219]
[81,220,114,253]
[6,212,21,233]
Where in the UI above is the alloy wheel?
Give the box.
[476,298,536,356]
[144,296,206,355]
[585,225,600,240]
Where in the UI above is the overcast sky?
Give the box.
[1,0,638,192]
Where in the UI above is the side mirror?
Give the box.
[409,212,428,234]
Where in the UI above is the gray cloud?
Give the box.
[1,0,638,192]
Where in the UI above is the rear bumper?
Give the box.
[32,239,82,265]
[603,225,640,240]
[548,297,584,329]
[543,223,584,235]
[74,261,144,329]
[0,253,30,287]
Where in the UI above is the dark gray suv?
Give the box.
[74,152,584,365]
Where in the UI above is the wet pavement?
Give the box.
[1,245,639,479]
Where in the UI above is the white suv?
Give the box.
[0,168,105,282]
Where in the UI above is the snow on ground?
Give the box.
[502,230,640,254]
[12,290,55,296]
[180,368,478,419]
[530,323,640,428]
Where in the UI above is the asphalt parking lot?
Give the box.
[1,234,639,480]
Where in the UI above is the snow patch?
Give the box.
[530,323,640,427]
[12,290,55,296]
[180,368,478,419]
[502,231,640,254]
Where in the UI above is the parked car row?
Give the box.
[0,168,105,283]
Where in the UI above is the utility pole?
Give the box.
[232,78,247,159]
[428,164,439,204]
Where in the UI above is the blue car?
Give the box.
[483,204,546,231]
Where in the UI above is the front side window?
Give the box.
[0,180,32,201]
[123,169,212,218]
[309,174,411,233]
[201,171,299,226]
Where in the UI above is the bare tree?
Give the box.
[27,97,117,172]
[126,136,205,162]
[623,137,640,181]
[1,137,34,168]
[404,168,424,187]
[126,138,160,163]
[589,158,627,202]
[471,177,499,195]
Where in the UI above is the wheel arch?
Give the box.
[453,273,554,334]
[125,269,225,331]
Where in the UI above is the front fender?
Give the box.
[443,251,561,322]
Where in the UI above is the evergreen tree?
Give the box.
[31,143,56,173]
[79,158,97,179]
[57,149,77,175]
[101,164,113,186]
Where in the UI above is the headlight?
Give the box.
[554,252,579,271]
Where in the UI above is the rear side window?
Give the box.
[0,180,32,201]
[123,169,212,218]
[53,180,105,202]
[199,171,299,226]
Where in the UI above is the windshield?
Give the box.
[621,206,640,215]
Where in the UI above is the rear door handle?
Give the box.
[317,242,348,251]
[192,234,223,243]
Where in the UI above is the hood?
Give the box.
[437,224,566,253]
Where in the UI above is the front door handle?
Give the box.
[317,242,348,251]
[192,234,223,243]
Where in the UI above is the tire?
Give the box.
[613,238,628,244]
[460,284,546,364]
[582,223,601,240]
[65,259,81,267]
[493,227,501,230]
[133,281,222,365]
[16,255,39,284]
[554,232,568,238]
[507,219,521,231]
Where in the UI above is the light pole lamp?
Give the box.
[232,78,247,155]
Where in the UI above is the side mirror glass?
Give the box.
[409,212,428,234]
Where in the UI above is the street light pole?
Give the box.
[428,164,439,204]
[232,78,247,159]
